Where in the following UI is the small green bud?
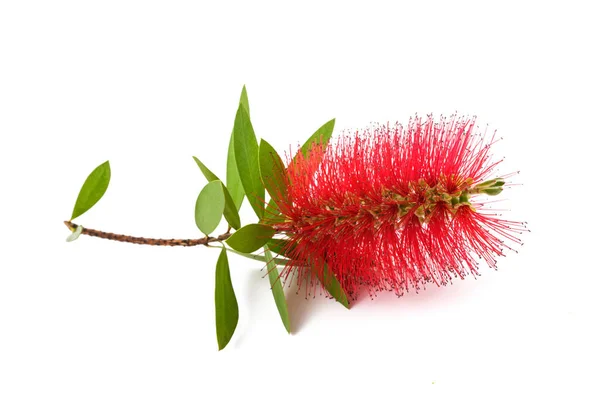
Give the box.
[475,178,505,189]
[482,188,503,196]
[477,179,497,187]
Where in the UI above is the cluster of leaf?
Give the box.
[192,87,348,350]
[67,86,349,351]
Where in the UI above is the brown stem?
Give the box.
[64,221,231,247]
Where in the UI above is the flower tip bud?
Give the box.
[481,188,503,196]
[476,178,504,189]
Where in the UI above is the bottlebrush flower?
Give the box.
[270,114,526,298]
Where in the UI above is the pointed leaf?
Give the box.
[262,198,284,224]
[191,159,241,231]
[319,263,350,309]
[226,135,245,210]
[226,224,275,253]
[265,198,280,215]
[192,156,220,182]
[215,248,239,350]
[71,161,111,220]
[195,181,225,235]
[226,85,251,211]
[239,85,250,116]
[259,139,288,204]
[268,238,349,308]
[299,118,335,158]
[220,182,241,230]
[233,105,264,219]
[264,245,291,333]
[267,238,293,257]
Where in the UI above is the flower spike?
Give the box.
[269,115,526,298]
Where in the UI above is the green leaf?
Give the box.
[318,263,350,309]
[264,198,280,216]
[264,245,291,333]
[267,237,349,308]
[262,198,285,224]
[220,182,241,230]
[259,139,288,204]
[299,118,336,158]
[226,135,245,210]
[191,158,241,231]
[215,247,239,350]
[192,156,220,182]
[195,181,225,235]
[71,161,111,220]
[233,105,264,219]
[226,224,275,253]
[239,85,250,116]
[267,238,293,257]
[225,86,251,211]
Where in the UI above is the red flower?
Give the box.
[271,115,526,298]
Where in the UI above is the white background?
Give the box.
[1,1,598,399]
